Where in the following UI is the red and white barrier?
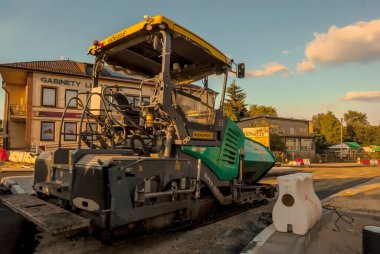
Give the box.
[357,158,379,165]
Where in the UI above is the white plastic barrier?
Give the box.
[295,173,322,223]
[288,161,301,166]
[8,151,25,163]
[8,151,36,164]
[22,153,36,164]
[272,173,322,235]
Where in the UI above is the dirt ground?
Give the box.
[7,166,380,254]
[304,177,380,254]
[304,212,380,254]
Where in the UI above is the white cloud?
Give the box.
[297,60,315,72]
[340,91,380,102]
[246,62,290,77]
[298,19,380,71]
[282,50,289,55]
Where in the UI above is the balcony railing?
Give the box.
[10,104,26,122]
[10,104,26,116]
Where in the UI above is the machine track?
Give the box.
[191,198,269,230]
[109,196,271,244]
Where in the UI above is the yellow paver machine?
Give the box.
[1,15,276,240]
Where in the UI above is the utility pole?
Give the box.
[340,118,343,160]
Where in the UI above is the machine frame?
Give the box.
[1,15,276,238]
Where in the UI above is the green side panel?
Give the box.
[216,119,245,179]
[242,138,276,183]
[181,120,276,182]
[181,119,245,180]
[181,145,222,175]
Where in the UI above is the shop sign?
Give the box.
[34,111,82,118]
[243,127,270,147]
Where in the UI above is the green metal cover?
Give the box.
[242,138,276,183]
[181,120,244,180]
[182,119,275,182]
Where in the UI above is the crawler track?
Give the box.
[100,197,272,244]
[191,199,269,230]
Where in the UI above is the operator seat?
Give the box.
[112,92,140,127]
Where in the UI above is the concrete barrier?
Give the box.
[8,151,36,164]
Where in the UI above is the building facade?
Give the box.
[0,60,215,152]
[238,115,316,158]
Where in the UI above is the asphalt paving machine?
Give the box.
[1,15,276,237]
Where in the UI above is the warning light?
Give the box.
[93,40,104,47]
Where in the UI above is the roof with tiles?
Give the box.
[0,60,88,76]
[0,60,143,83]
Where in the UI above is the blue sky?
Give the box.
[1,0,380,124]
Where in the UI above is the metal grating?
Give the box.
[220,128,240,165]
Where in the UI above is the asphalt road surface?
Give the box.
[1,166,379,254]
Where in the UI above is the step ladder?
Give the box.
[0,194,90,235]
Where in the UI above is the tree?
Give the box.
[343,110,369,144]
[223,80,247,121]
[314,133,328,149]
[361,125,380,146]
[373,126,380,145]
[246,104,278,117]
[312,111,341,148]
[343,110,368,125]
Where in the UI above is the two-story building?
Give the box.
[238,115,315,158]
[0,60,216,152]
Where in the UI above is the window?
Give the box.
[40,122,55,141]
[289,127,295,135]
[286,138,297,151]
[41,87,57,107]
[301,139,313,151]
[64,122,77,141]
[125,95,150,106]
[177,93,215,125]
[65,90,78,108]
[142,96,150,106]
[83,123,97,141]
[86,123,97,132]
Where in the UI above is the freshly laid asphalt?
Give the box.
[0,201,23,254]
[0,166,379,253]
[0,201,40,254]
[0,172,37,254]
